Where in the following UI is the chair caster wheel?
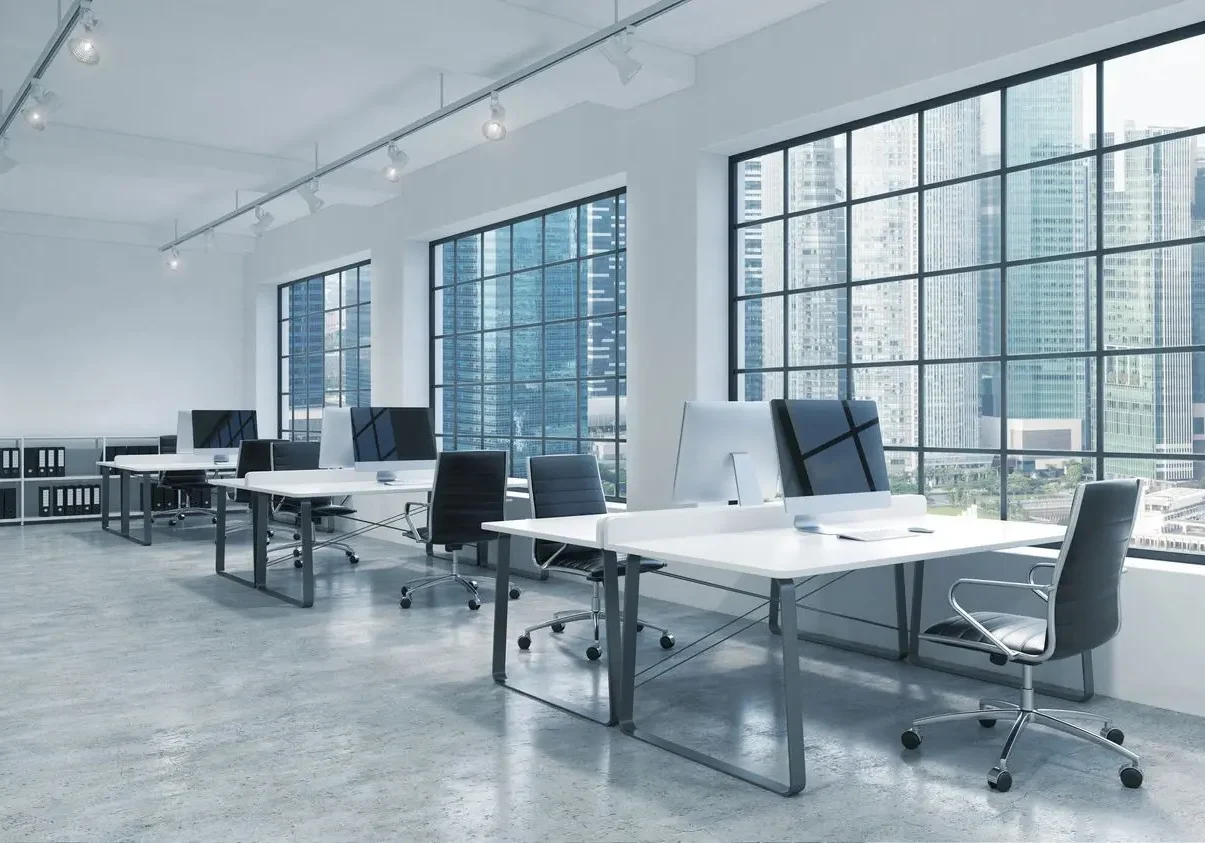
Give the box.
[550,622,566,633]
[979,718,997,728]
[659,634,675,649]
[211,517,217,525]
[901,729,921,750]
[267,529,274,539]
[292,549,301,559]
[1120,764,1143,789]
[400,586,409,596]
[987,767,1012,792]
[1104,727,1124,745]
[508,587,521,599]
[399,595,412,609]
[293,533,301,541]
[636,623,645,632]
[586,645,602,661]
[517,635,531,650]
[293,559,303,569]
[468,598,481,611]
[347,554,359,564]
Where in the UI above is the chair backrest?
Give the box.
[272,441,320,472]
[428,450,508,547]
[232,440,278,503]
[1047,478,1142,660]
[527,454,607,518]
[159,435,177,455]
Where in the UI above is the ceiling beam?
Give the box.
[160,0,698,252]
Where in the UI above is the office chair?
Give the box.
[399,450,521,611]
[222,439,279,539]
[900,479,1144,792]
[155,434,215,525]
[270,440,360,567]
[515,454,674,661]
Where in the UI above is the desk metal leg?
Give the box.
[142,474,153,546]
[214,491,226,573]
[767,567,908,662]
[99,466,110,531]
[253,492,268,589]
[493,536,620,726]
[620,565,808,796]
[299,500,314,608]
[908,558,1094,703]
[119,471,130,537]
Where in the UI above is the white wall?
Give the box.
[0,231,249,436]
[240,0,1205,714]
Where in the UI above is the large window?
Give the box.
[278,261,372,441]
[431,190,627,498]
[731,24,1205,560]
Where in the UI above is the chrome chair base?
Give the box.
[517,580,674,660]
[901,664,1143,791]
[400,549,520,610]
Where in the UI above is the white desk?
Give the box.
[212,471,527,608]
[97,456,236,546]
[486,506,1064,797]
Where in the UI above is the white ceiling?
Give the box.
[0,0,832,243]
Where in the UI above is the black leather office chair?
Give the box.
[399,450,520,610]
[155,434,213,525]
[900,479,1144,792]
[222,439,279,538]
[516,453,674,661]
[271,440,359,567]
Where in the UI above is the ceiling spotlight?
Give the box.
[0,138,16,175]
[482,93,507,141]
[22,81,62,131]
[382,142,409,183]
[251,206,274,237]
[166,248,182,272]
[600,27,642,85]
[296,180,324,214]
[69,1,102,65]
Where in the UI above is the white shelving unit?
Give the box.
[0,434,162,526]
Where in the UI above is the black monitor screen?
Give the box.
[192,410,258,449]
[770,399,889,497]
[350,407,437,462]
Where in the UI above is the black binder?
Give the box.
[38,487,50,518]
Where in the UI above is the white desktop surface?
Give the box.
[212,474,527,500]
[482,514,608,549]
[608,514,1065,579]
[97,456,236,473]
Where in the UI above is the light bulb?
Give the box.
[382,143,409,183]
[69,4,101,65]
[167,249,182,272]
[482,93,507,141]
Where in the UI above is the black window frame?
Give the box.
[728,20,1205,565]
[277,259,372,442]
[430,188,628,500]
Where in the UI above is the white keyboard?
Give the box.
[836,527,919,542]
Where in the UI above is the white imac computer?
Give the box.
[769,398,892,533]
[190,410,259,463]
[176,411,194,454]
[350,406,437,482]
[672,401,780,507]
[319,407,354,468]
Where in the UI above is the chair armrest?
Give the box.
[402,502,428,540]
[948,577,1054,660]
[535,543,569,571]
[1027,561,1057,602]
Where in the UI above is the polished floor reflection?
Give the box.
[2,522,1204,842]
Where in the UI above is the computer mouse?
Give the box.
[908,526,934,534]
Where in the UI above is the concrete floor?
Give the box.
[3,521,1205,842]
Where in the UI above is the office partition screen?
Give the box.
[730,23,1205,562]
[431,189,627,498]
[278,261,372,441]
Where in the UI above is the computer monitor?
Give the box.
[319,407,354,468]
[769,398,891,531]
[190,410,259,461]
[350,406,437,481]
[672,401,780,507]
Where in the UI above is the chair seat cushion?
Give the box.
[313,504,355,518]
[548,549,667,581]
[924,611,1047,656]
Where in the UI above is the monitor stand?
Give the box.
[793,516,837,535]
[376,469,398,483]
[730,452,762,507]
